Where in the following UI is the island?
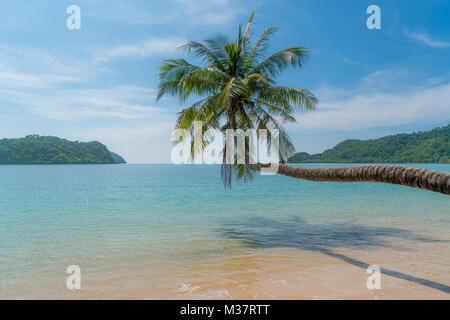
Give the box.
[289,124,449,164]
[0,135,126,164]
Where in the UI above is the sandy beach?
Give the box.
[4,237,448,300]
[1,164,448,300]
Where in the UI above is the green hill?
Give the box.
[289,124,450,164]
[0,135,126,164]
[110,152,126,164]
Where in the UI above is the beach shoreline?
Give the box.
[3,242,449,300]
[1,164,448,300]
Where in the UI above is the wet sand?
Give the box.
[7,239,447,300]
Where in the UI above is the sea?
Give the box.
[0,164,448,299]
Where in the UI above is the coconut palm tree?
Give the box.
[157,12,450,195]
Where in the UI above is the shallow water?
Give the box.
[0,164,449,299]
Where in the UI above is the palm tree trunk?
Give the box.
[250,164,450,195]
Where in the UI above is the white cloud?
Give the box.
[72,122,176,163]
[341,58,370,68]
[175,0,240,25]
[74,122,175,142]
[404,31,450,48]
[95,37,186,63]
[0,45,106,88]
[358,69,411,90]
[313,69,417,103]
[293,82,450,131]
[0,43,173,121]
[0,71,80,89]
[0,85,169,121]
[86,0,254,26]
[0,46,84,74]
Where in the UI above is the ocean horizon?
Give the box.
[0,163,448,299]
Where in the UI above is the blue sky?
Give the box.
[0,0,449,163]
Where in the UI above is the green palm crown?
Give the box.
[157,11,318,186]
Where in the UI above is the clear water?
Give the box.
[0,164,449,299]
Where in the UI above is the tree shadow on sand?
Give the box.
[217,216,450,294]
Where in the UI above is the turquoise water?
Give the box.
[0,164,449,299]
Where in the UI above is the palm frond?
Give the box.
[157,11,318,188]
[252,47,310,77]
[244,26,279,73]
[179,41,227,72]
[157,59,228,102]
[241,11,255,57]
[258,86,318,111]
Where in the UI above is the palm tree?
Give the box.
[157,12,450,195]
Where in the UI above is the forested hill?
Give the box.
[289,124,450,164]
[0,135,126,164]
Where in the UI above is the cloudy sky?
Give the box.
[0,0,449,163]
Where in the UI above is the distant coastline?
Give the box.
[0,135,126,165]
[289,124,450,164]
